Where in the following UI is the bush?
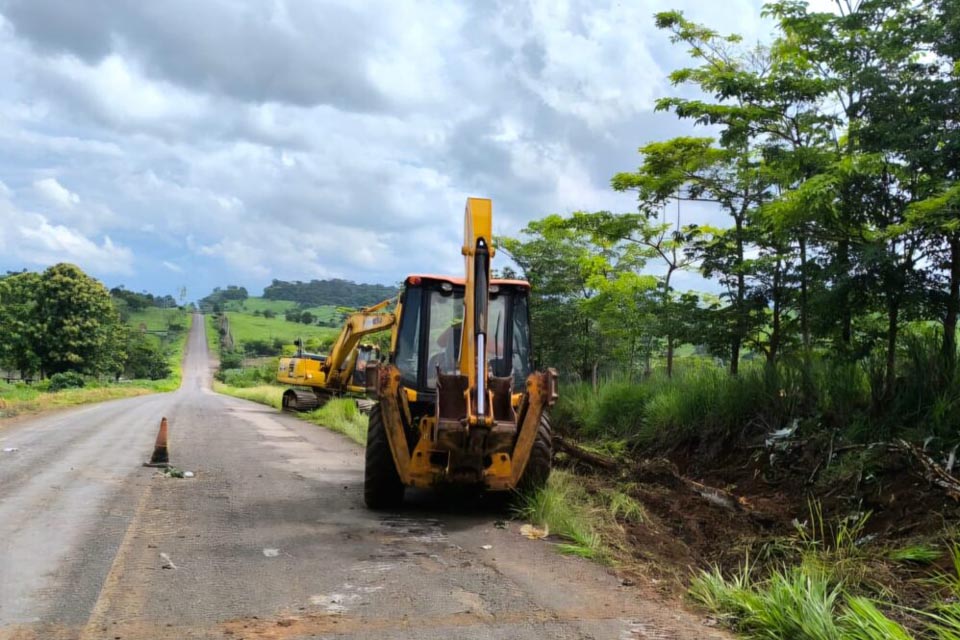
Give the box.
[243,339,276,356]
[219,351,243,370]
[49,371,86,391]
[126,335,172,380]
[221,362,277,387]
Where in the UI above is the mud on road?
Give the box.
[0,315,727,640]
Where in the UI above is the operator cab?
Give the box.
[392,274,532,397]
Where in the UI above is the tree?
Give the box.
[562,210,699,377]
[614,136,771,375]
[36,263,123,376]
[0,271,42,377]
[501,214,656,381]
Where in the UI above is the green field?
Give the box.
[223,297,296,314]
[127,307,188,332]
[222,297,340,323]
[225,311,339,348]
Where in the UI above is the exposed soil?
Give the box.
[558,430,960,611]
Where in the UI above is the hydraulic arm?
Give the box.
[277,297,397,411]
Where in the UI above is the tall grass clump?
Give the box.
[303,399,368,445]
[550,382,597,434]
[555,365,796,447]
[688,507,945,639]
[220,361,278,387]
[689,563,914,639]
[515,470,604,559]
[587,381,650,440]
[212,382,283,409]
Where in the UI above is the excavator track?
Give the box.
[281,388,321,412]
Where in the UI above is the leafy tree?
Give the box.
[35,263,123,376]
[562,210,698,376]
[124,331,170,380]
[0,271,42,377]
[614,136,771,374]
[500,215,654,381]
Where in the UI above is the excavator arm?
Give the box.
[321,297,396,388]
[277,297,397,409]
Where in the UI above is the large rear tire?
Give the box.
[517,413,553,493]
[363,403,405,509]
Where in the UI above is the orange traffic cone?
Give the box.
[144,417,170,467]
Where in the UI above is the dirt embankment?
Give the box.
[558,431,960,605]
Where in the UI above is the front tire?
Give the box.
[517,413,553,493]
[363,403,405,509]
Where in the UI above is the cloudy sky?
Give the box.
[0,0,824,300]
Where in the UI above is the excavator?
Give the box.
[277,296,396,411]
[364,197,558,508]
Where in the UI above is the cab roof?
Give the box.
[404,274,530,288]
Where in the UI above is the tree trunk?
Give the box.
[768,256,782,367]
[732,214,746,377]
[666,333,675,378]
[839,239,852,347]
[799,235,810,352]
[885,298,900,401]
[944,234,960,362]
[730,338,741,376]
[664,264,677,379]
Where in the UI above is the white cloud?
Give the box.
[0,181,132,274]
[33,177,79,208]
[2,212,133,274]
[0,0,776,295]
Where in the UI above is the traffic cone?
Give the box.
[144,417,170,467]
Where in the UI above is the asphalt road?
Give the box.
[0,314,727,640]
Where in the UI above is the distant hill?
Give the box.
[262,278,398,307]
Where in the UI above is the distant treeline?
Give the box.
[262,279,397,307]
[199,285,248,311]
[110,286,178,311]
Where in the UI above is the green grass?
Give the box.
[515,470,606,559]
[688,512,960,639]
[888,544,942,565]
[225,311,338,347]
[212,382,368,445]
[222,297,340,324]
[0,383,159,419]
[205,314,220,354]
[212,382,283,408]
[223,298,298,314]
[304,399,368,444]
[127,307,188,332]
[688,562,915,639]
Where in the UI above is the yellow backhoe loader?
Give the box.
[277,297,396,411]
[365,197,557,508]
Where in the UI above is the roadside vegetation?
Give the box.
[0,264,190,419]
[505,1,960,636]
